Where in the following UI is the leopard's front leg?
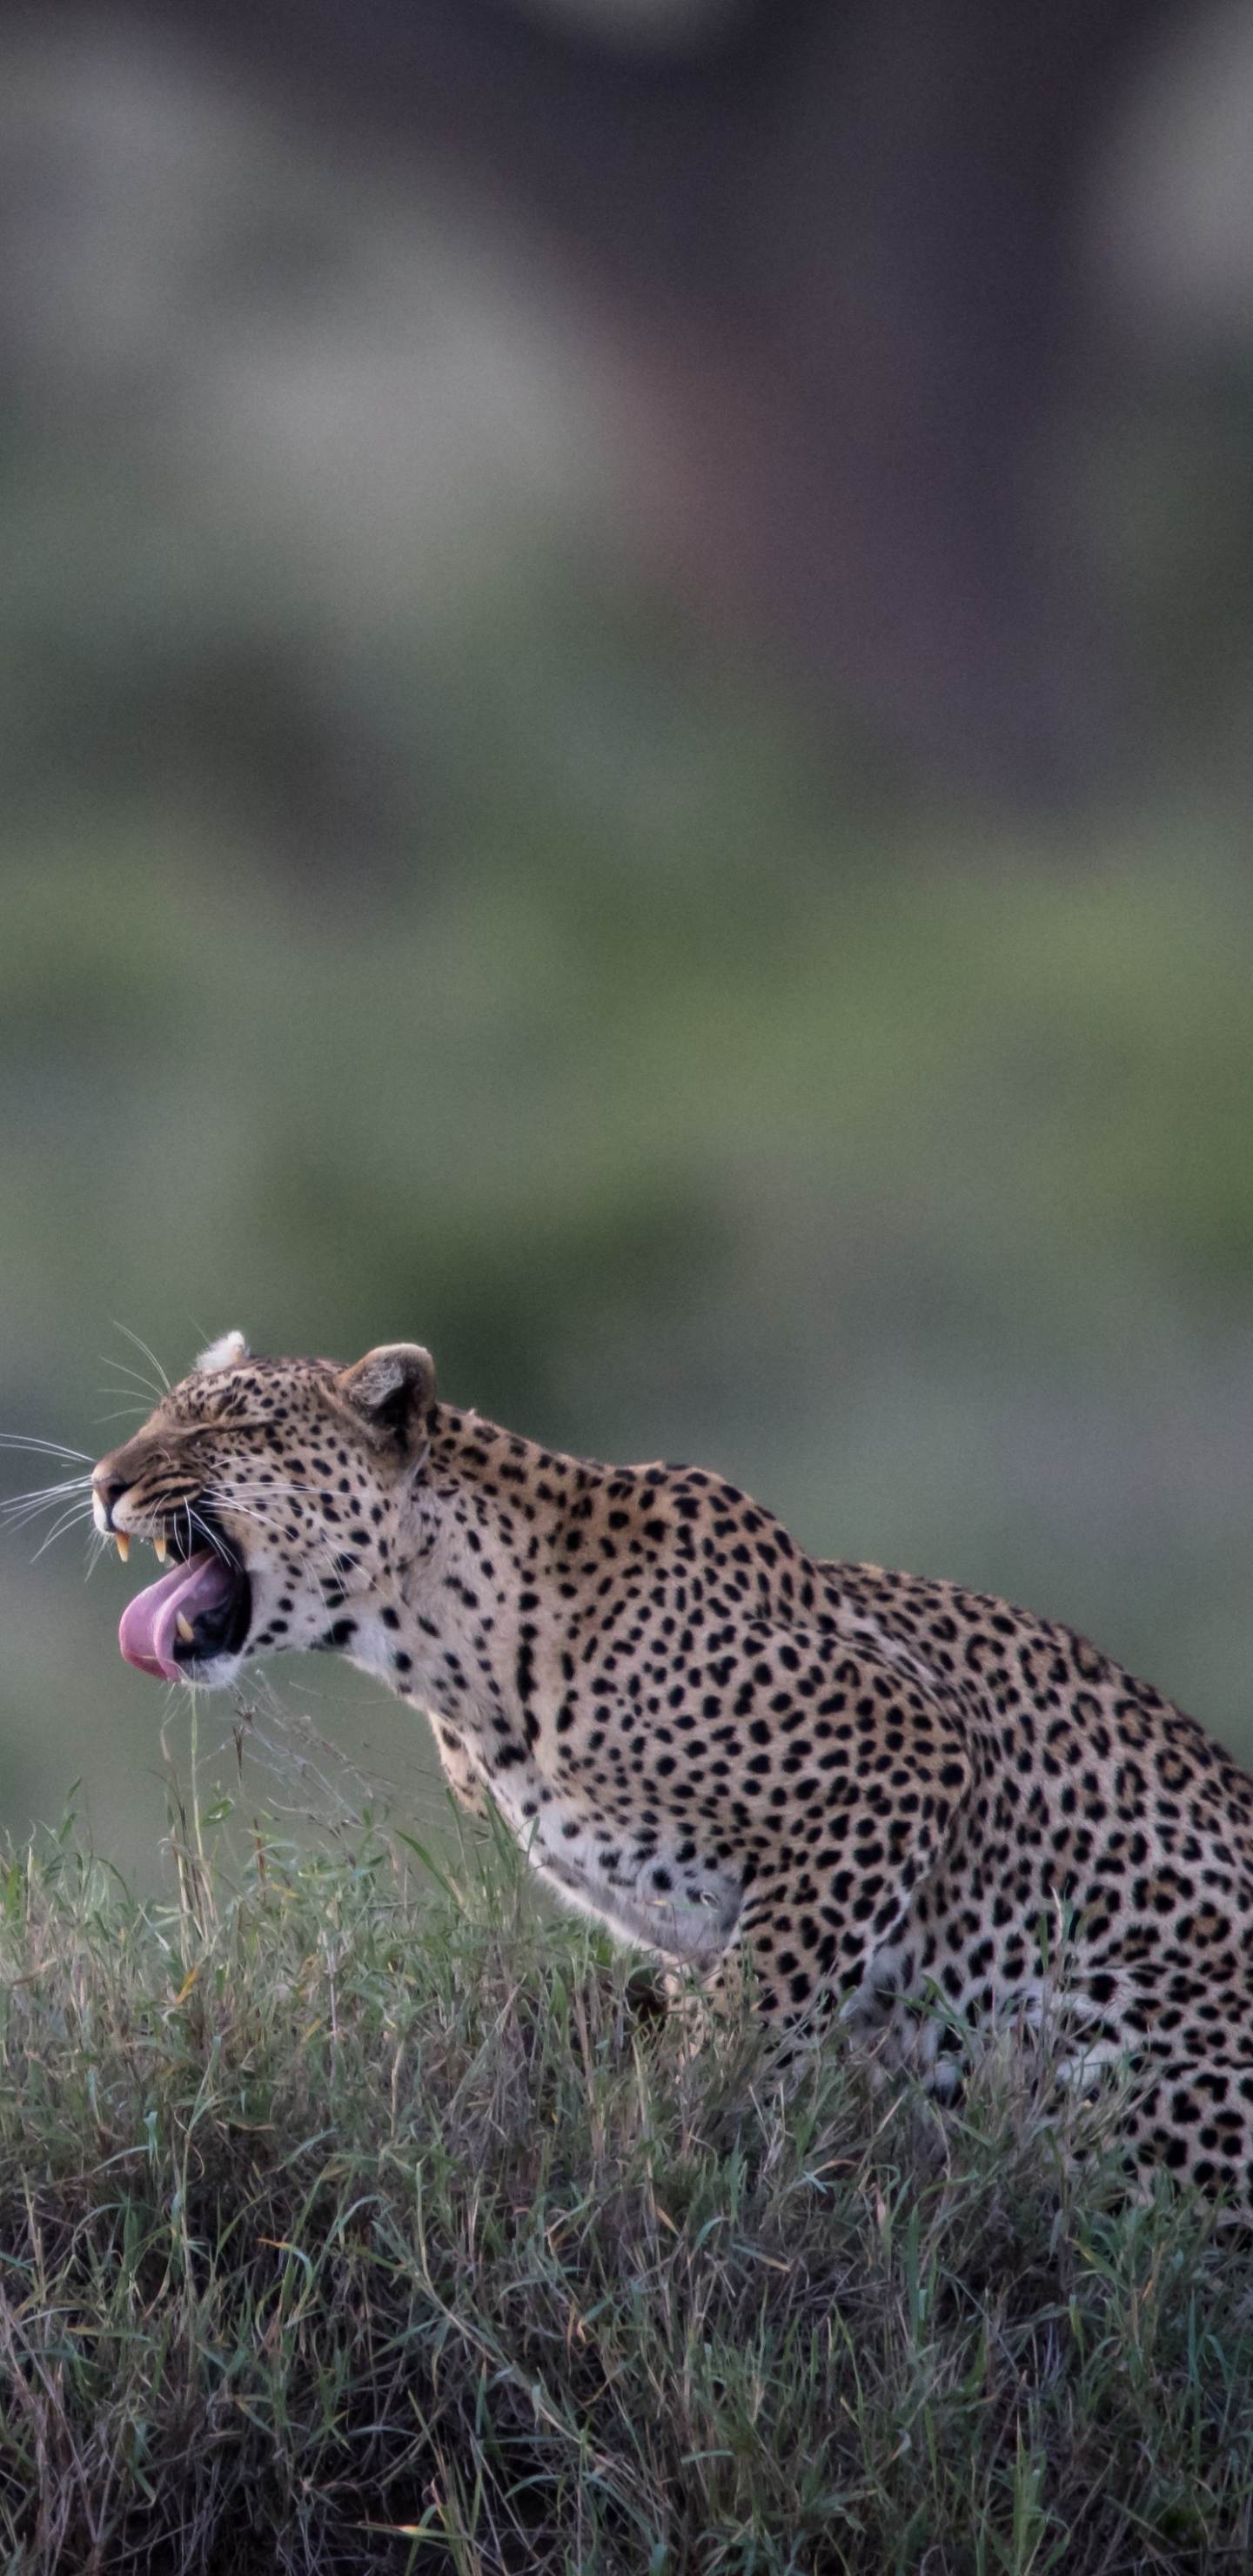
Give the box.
[427,1714,492,1819]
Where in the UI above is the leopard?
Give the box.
[91,1331,1253,2203]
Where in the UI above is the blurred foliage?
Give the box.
[4,539,1253,1876]
[4,42,1253,1879]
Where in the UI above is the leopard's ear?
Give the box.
[335,1345,435,1455]
[196,1329,249,1372]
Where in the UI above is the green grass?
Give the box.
[3,1800,1253,2573]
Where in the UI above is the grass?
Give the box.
[3,1789,1253,2574]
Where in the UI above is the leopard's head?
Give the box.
[92,1334,435,1686]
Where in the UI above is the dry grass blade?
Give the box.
[0,1818,1251,2573]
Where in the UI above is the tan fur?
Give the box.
[94,1344,1253,2202]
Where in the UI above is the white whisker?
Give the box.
[32,1504,97,1559]
[0,1433,95,1463]
[208,1478,313,1506]
[209,1493,345,1583]
[4,1500,90,1532]
[2,1472,94,1507]
[186,1504,236,1566]
[1,1473,96,1527]
[111,1324,171,1393]
[97,1377,162,1412]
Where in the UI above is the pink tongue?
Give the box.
[118,1550,238,1680]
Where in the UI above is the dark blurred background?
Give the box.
[4,0,1253,1876]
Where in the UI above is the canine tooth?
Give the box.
[154,1533,167,1562]
[176,1613,195,1644]
[116,1533,129,1562]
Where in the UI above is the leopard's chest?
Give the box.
[480,1750,745,1967]
[352,1599,744,1966]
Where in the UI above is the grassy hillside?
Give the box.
[3,1794,1253,2573]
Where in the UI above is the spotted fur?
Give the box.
[92,1341,1253,2202]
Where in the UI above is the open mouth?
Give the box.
[117,1518,251,1680]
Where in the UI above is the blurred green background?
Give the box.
[4,10,1253,1879]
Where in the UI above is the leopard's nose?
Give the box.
[92,1471,131,1533]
